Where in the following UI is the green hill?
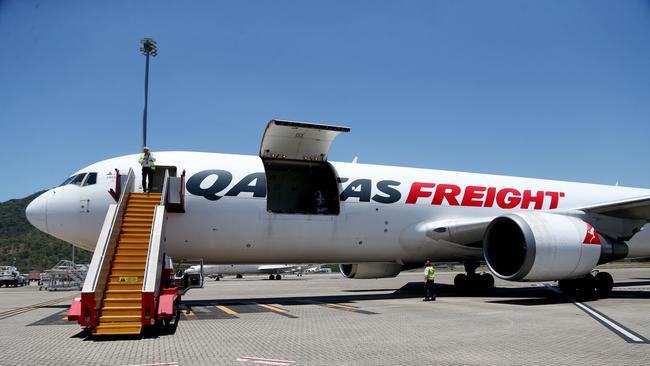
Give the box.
[0,192,92,271]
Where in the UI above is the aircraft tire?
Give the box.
[481,273,495,288]
[577,273,596,300]
[236,274,243,279]
[558,279,577,296]
[454,273,467,289]
[269,274,274,280]
[595,272,614,298]
[275,275,282,280]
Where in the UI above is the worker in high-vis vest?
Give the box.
[423,260,436,301]
[139,146,156,192]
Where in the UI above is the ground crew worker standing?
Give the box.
[139,146,156,192]
[423,260,436,301]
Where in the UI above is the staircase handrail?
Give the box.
[141,171,170,321]
[160,169,170,206]
[82,168,135,305]
[179,170,186,211]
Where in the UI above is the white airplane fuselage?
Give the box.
[26,151,650,266]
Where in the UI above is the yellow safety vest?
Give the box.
[140,153,156,170]
[426,266,435,280]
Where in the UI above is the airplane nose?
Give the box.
[26,192,48,233]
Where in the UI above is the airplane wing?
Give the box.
[411,196,650,249]
[575,195,650,221]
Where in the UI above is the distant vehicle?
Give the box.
[304,265,332,273]
[28,271,40,283]
[185,264,311,280]
[0,266,26,287]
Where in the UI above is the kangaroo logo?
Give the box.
[583,224,601,245]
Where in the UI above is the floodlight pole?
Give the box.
[140,38,158,149]
[143,53,149,148]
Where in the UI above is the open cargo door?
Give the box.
[259,120,350,215]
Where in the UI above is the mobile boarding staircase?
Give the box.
[68,169,196,336]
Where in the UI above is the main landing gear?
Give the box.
[454,262,495,291]
[268,274,282,280]
[558,271,613,299]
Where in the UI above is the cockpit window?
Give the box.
[59,176,76,186]
[69,173,87,186]
[83,173,97,186]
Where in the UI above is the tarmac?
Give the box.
[0,268,648,365]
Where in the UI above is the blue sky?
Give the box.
[1,0,649,202]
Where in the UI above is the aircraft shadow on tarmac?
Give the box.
[183,280,650,309]
[46,280,646,340]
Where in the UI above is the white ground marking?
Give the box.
[236,356,296,365]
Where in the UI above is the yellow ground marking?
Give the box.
[215,305,238,316]
[257,304,288,313]
[325,303,357,310]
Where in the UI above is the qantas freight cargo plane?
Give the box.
[25,120,650,297]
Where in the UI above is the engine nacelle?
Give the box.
[483,212,627,281]
[339,262,402,279]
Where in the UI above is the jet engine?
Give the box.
[339,262,403,279]
[483,212,628,282]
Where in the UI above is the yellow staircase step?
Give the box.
[119,232,150,238]
[120,230,151,234]
[127,203,157,208]
[114,254,147,262]
[113,259,147,265]
[125,209,155,213]
[128,201,159,205]
[100,306,141,317]
[109,270,145,277]
[112,265,146,271]
[121,222,153,228]
[125,209,155,214]
[117,238,149,244]
[98,315,141,323]
[129,196,161,200]
[115,248,148,253]
[107,282,143,291]
[118,235,150,242]
[122,215,153,221]
[105,289,141,298]
[121,215,153,221]
[129,195,161,199]
[103,298,142,307]
[115,247,148,255]
[122,217,153,223]
[94,322,142,336]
